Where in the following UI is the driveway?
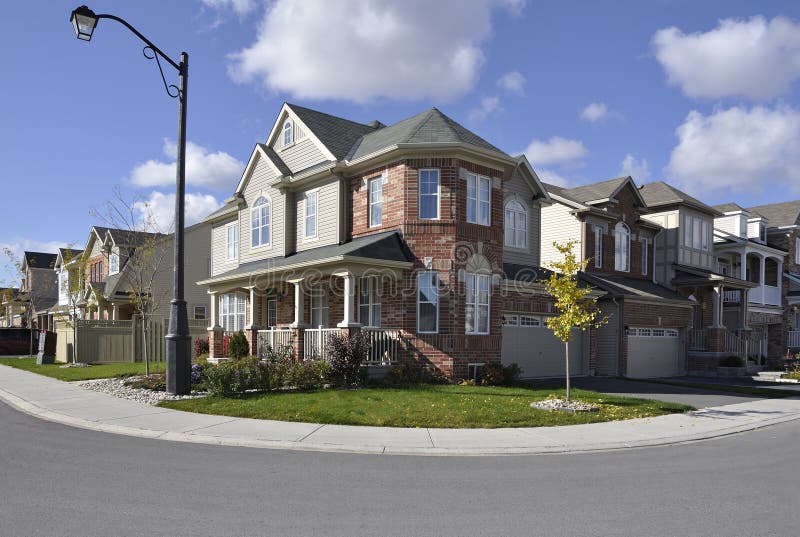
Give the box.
[532,377,765,408]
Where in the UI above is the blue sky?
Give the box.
[2,0,799,282]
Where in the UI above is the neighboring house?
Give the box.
[52,247,86,326]
[20,251,58,331]
[198,103,556,379]
[0,287,24,327]
[639,182,759,372]
[541,177,694,378]
[744,200,800,357]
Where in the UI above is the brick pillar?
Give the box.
[707,327,726,353]
[208,327,223,359]
[292,327,304,361]
[245,327,259,358]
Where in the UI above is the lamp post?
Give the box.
[70,5,191,394]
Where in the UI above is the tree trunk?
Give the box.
[565,339,571,402]
[142,318,150,376]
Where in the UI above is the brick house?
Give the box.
[21,251,59,331]
[199,103,560,379]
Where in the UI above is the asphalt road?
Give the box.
[1,400,799,537]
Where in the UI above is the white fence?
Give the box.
[257,328,293,355]
[789,330,800,348]
[304,328,341,360]
[363,328,401,364]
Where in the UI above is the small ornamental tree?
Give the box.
[544,241,605,402]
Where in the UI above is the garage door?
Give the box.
[501,313,584,378]
[626,327,681,378]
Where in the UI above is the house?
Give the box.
[639,182,759,373]
[20,251,59,331]
[540,177,694,378]
[744,200,800,357]
[52,247,85,325]
[0,287,24,327]
[199,103,557,378]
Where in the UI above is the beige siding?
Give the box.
[715,214,743,239]
[678,208,713,269]
[272,137,327,174]
[211,216,238,277]
[644,210,680,286]
[540,201,582,268]
[503,170,542,266]
[184,223,212,320]
[295,177,339,252]
[595,302,620,376]
[240,155,287,261]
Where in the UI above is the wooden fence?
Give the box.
[55,317,209,363]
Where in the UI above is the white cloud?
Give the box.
[666,105,800,196]
[227,0,523,102]
[128,139,244,191]
[134,191,222,232]
[201,0,257,16]
[0,239,68,284]
[580,102,607,122]
[468,96,501,121]
[523,136,589,166]
[497,71,525,95]
[652,15,800,100]
[536,168,571,187]
[619,154,650,182]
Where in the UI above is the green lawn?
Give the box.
[0,357,164,381]
[159,385,693,428]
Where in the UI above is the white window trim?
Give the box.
[266,299,277,328]
[614,222,630,272]
[465,272,491,335]
[193,306,207,321]
[282,119,293,148]
[250,196,271,249]
[417,271,439,334]
[504,199,528,249]
[108,252,119,275]
[358,276,381,327]
[310,284,329,328]
[594,226,603,268]
[466,173,491,226]
[219,292,246,332]
[418,168,440,220]
[641,238,648,275]
[225,222,239,262]
[303,191,319,241]
[369,176,383,228]
[796,237,800,264]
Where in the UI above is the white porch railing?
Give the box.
[789,330,800,348]
[723,290,741,303]
[257,328,293,356]
[748,285,781,306]
[363,328,401,364]
[688,329,707,351]
[304,327,341,360]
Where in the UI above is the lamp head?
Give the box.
[70,5,98,41]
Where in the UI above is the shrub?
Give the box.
[190,363,208,391]
[718,356,743,368]
[259,342,294,363]
[124,374,166,391]
[326,330,370,386]
[205,361,236,396]
[286,359,328,391]
[479,362,522,386]
[205,356,270,396]
[194,337,209,358]
[228,331,250,360]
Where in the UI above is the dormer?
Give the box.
[747,215,769,244]
[713,203,749,241]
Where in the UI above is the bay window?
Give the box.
[465,272,490,334]
[417,272,439,333]
[359,276,381,327]
[220,293,246,332]
[419,169,440,219]
[614,222,630,272]
[369,176,382,227]
[504,200,527,248]
[467,173,491,226]
[310,284,329,327]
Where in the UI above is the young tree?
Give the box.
[544,241,605,402]
[53,247,89,363]
[92,187,169,376]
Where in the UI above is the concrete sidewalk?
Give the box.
[2,364,800,456]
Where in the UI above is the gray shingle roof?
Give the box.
[106,229,165,247]
[503,263,552,283]
[287,103,377,160]
[558,177,630,204]
[59,248,83,262]
[258,143,292,176]
[203,200,240,221]
[23,251,57,270]
[201,231,413,284]
[713,202,745,213]
[639,181,720,215]
[746,200,800,228]
[582,273,690,302]
[347,108,506,161]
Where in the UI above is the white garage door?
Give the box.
[626,327,681,378]
[501,313,584,378]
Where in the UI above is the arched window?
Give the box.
[282,119,293,146]
[251,196,270,247]
[504,200,528,249]
[614,222,630,272]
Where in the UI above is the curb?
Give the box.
[3,385,800,456]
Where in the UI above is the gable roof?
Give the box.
[287,103,377,161]
[347,108,506,162]
[746,200,800,228]
[713,202,746,213]
[543,176,645,208]
[23,251,57,270]
[638,181,721,216]
[105,229,165,247]
[582,273,692,303]
[513,155,551,203]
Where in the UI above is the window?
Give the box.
[304,191,318,239]
[504,200,527,248]
[90,261,104,283]
[267,299,277,328]
[419,169,440,219]
[465,272,490,335]
[193,306,207,320]
[593,226,603,268]
[251,196,270,247]
[369,177,382,227]
[467,173,491,226]
[641,238,648,275]
[683,215,692,247]
[226,222,238,261]
[519,314,541,327]
[310,285,329,327]
[614,222,630,272]
[502,313,519,326]
[220,293,246,332]
[760,224,767,242]
[701,220,710,251]
[417,272,439,333]
[109,252,119,275]
[282,119,292,146]
[796,237,800,264]
[359,276,381,327]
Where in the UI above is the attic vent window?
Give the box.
[282,119,293,146]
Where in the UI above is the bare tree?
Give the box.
[92,187,169,376]
[1,248,36,355]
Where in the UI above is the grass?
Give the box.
[0,357,164,382]
[636,378,800,399]
[158,385,693,429]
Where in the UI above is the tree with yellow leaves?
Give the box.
[544,241,605,402]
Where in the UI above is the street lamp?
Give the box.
[70,5,191,395]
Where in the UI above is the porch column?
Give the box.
[740,252,747,281]
[335,271,360,328]
[777,259,783,299]
[246,287,258,328]
[711,285,723,328]
[759,257,766,305]
[288,278,306,328]
[741,289,750,330]
[208,292,219,328]
[111,303,119,321]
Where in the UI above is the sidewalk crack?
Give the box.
[297,424,325,443]
[426,428,435,447]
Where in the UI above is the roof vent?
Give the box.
[367,120,385,129]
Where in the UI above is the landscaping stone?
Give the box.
[76,377,204,405]
[530,398,599,413]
